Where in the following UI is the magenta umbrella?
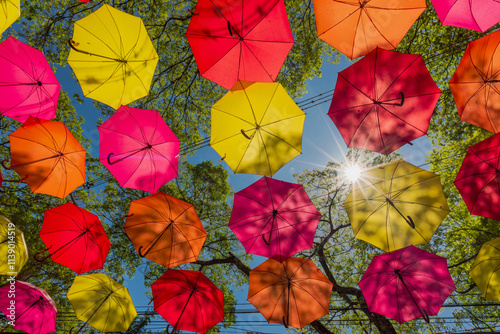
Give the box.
[229,176,321,261]
[0,280,57,334]
[98,105,180,193]
[359,245,456,323]
[0,37,61,123]
[432,0,500,32]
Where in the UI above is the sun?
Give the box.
[344,164,362,182]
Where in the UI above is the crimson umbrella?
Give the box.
[36,202,111,274]
[432,0,500,32]
[151,269,224,333]
[359,245,456,323]
[0,37,61,123]
[328,48,441,155]
[229,177,321,261]
[186,0,294,89]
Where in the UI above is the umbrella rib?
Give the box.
[470,172,498,211]
[240,40,274,81]
[99,127,148,147]
[73,22,123,61]
[378,56,420,102]
[211,106,256,127]
[351,202,387,235]
[240,0,280,39]
[483,85,498,133]
[317,2,360,37]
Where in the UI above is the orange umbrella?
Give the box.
[248,257,333,328]
[3,117,85,198]
[312,0,426,59]
[123,192,207,268]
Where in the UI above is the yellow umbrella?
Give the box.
[470,237,500,301]
[210,81,305,176]
[0,0,19,35]
[344,159,449,252]
[67,4,158,109]
[0,214,28,276]
[67,273,137,333]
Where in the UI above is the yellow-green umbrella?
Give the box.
[67,273,137,333]
[344,159,449,252]
[0,214,28,276]
[210,81,305,176]
[0,0,19,35]
[470,237,500,301]
[67,4,158,109]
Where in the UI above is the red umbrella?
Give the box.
[229,177,321,261]
[328,48,441,155]
[98,105,179,193]
[454,133,500,220]
[36,202,111,274]
[186,0,294,89]
[359,246,455,323]
[432,0,500,32]
[151,269,224,333]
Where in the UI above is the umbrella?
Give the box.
[0,0,19,35]
[151,269,224,333]
[359,245,456,323]
[67,4,159,109]
[0,36,61,123]
[4,117,86,198]
[36,202,111,274]
[229,176,321,261]
[67,273,137,333]
[186,0,294,89]
[211,81,305,176]
[124,192,207,268]
[454,133,500,220]
[0,214,28,276]
[0,280,57,334]
[344,159,450,252]
[312,0,426,59]
[432,0,500,32]
[470,237,500,301]
[98,105,179,193]
[328,48,441,155]
[248,257,333,328]
[449,30,500,133]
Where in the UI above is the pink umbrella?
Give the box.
[0,37,61,123]
[229,177,321,261]
[431,0,500,32]
[98,105,180,193]
[0,280,57,334]
[359,245,456,323]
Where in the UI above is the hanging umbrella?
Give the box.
[328,48,441,155]
[211,81,305,176]
[312,0,426,59]
[0,280,57,334]
[67,273,137,333]
[432,0,500,32]
[0,0,19,35]
[67,4,159,109]
[3,117,86,198]
[98,105,179,193]
[151,269,224,333]
[36,203,111,274]
[186,0,294,89]
[0,36,61,123]
[344,159,450,252]
[124,192,207,268]
[454,133,500,220]
[359,245,456,323]
[470,237,500,301]
[229,176,321,261]
[449,30,500,133]
[0,214,28,276]
[248,257,333,328]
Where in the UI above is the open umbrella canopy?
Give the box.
[328,48,441,155]
[124,192,207,268]
[211,81,305,176]
[152,269,224,333]
[432,0,500,32]
[67,4,159,109]
[6,117,86,198]
[0,280,57,334]
[312,0,426,59]
[229,176,321,261]
[99,105,179,193]
[0,214,28,276]
[248,257,333,328]
[38,203,111,274]
[359,245,456,323]
[449,30,500,133]
[0,0,19,35]
[344,159,450,252]
[186,0,294,89]
[470,237,500,301]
